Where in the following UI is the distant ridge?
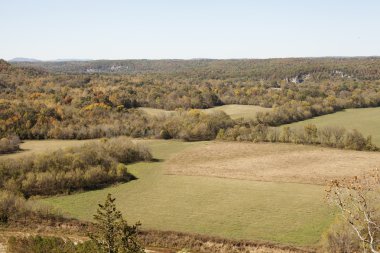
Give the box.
[53,59,93,62]
[9,58,93,63]
[9,57,41,62]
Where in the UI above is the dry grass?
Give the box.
[165,141,380,185]
[0,138,156,161]
[140,230,313,253]
[138,107,175,117]
[202,104,272,119]
[139,104,271,120]
[0,139,95,160]
[0,228,311,253]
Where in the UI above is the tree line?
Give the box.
[218,123,378,151]
[1,106,377,152]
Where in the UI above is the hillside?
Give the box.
[0,59,46,90]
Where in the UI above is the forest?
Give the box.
[1,58,380,148]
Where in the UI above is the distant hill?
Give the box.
[9,57,41,62]
[10,58,94,63]
[54,59,93,62]
[0,59,46,89]
[11,57,380,80]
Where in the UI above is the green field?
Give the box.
[139,104,271,120]
[40,139,334,246]
[284,107,380,146]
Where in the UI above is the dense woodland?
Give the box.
[1,58,380,146]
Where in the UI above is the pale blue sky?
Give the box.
[1,0,379,60]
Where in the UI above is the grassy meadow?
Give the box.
[15,139,334,247]
[285,107,380,146]
[139,104,271,120]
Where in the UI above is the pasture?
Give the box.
[9,139,378,246]
[285,107,380,146]
[23,139,337,246]
[166,142,380,185]
[139,104,271,120]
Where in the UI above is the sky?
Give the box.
[1,0,380,60]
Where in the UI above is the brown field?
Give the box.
[165,141,380,185]
[139,104,272,120]
[0,139,95,160]
[0,138,157,161]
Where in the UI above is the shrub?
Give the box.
[344,129,377,151]
[0,137,152,197]
[0,135,20,154]
[7,236,99,253]
[0,190,63,224]
[320,221,360,253]
[304,124,318,144]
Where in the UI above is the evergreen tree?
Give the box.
[90,193,144,253]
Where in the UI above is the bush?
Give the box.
[345,129,377,151]
[0,135,20,154]
[0,137,152,197]
[320,221,361,253]
[7,236,99,253]
[158,110,234,141]
[0,190,63,224]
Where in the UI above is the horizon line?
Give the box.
[6,55,380,62]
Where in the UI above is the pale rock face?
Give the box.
[333,70,352,78]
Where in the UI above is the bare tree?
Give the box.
[327,170,380,253]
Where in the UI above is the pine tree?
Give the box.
[90,193,144,253]
[120,221,144,253]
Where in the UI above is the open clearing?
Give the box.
[285,107,380,146]
[166,142,380,185]
[138,107,175,117]
[0,139,94,160]
[139,104,271,120]
[202,104,272,119]
[11,139,334,246]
